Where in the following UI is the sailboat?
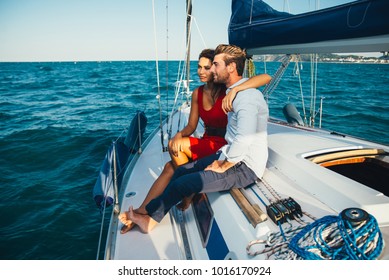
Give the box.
[96,0,389,260]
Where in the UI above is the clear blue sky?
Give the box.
[0,0,378,62]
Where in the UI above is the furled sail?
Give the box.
[228,0,389,54]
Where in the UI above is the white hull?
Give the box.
[104,104,389,260]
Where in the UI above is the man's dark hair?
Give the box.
[214,44,246,76]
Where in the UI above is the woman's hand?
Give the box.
[222,88,238,114]
[168,133,182,157]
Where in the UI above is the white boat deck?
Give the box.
[109,128,186,260]
[105,111,389,260]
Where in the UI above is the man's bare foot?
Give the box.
[128,206,158,233]
[134,207,148,215]
[176,194,194,211]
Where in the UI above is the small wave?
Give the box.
[0,111,15,121]
[89,72,102,78]
[39,66,53,72]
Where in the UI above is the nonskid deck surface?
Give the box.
[113,130,185,260]
[108,113,389,260]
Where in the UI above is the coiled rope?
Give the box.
[246,208,384,260]
[288,208,384,260]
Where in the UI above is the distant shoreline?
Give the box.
[1,57,388,64]
[254,53,389,64]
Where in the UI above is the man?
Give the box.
[119,44,269,233]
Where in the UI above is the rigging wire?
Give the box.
[263,56,267,74]
[309,54,318,127]
[262,54,292,102]
[185,0,192,97]
[152,0,166,151]
[293,57,308,125]
[192,16,207,49]
[165,0,169,127]
[96,198,108,260]
[168,2,193,139]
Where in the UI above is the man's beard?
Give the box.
[213,72,228,84]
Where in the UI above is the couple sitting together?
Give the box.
[119,44,270,234]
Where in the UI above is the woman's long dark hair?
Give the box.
[199,49,226,103]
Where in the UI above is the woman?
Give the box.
[168,48,228,168]
[120,49,271,233]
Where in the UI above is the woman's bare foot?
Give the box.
[118,206,150,234]
[176,194,194,211]
[119,209,135,234]
[120,223,135,234]
[128,206,158,233]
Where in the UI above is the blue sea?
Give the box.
[0,61,388,260]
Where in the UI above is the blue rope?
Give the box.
[250,186,268,207]
[278,222,287,241]
[288,213,383,260]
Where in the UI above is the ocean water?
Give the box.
[0,61,388,260]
